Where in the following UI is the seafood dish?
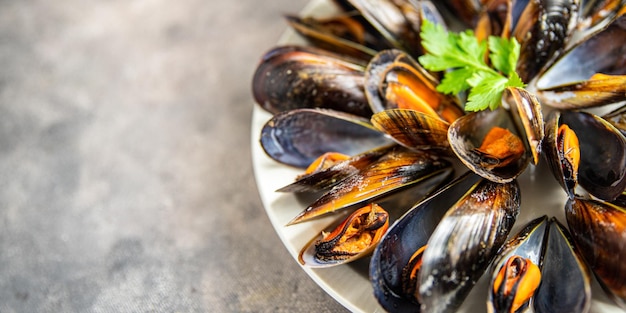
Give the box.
[251,0,626,312]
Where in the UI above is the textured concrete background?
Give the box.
[0,0,348,312]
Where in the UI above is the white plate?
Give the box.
[251,1,622,312]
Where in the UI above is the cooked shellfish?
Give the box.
[252,0,626,311]
[298,203,389,267]
[370,172,520,313]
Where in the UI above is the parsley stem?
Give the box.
[450,54,500,78]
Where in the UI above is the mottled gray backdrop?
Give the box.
[0,0,348,312]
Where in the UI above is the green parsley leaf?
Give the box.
[458,30,487,64]
[418,19,525,112]
[507,71,525,89]
[465,75,508,111]
[436,67,474,95]
[418,54,463,72]
[419,19,454,57]
[466,71,498,88]
[464,71,526,111]
[488,36,520,76]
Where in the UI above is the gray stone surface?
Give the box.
[0,0,348,312]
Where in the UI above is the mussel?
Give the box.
[535,10,626,108]
[436,0,483,28]
[446,87,544,183]
[252,0,626,311]
[260,108,392,168]
[286,146,453,224]
[252,45,372,117]
[475,0,512,40]
[513,0,578,83]
[371,172,520,313]
[566,197,626,310]
[447,94,538,183]
[285,14,382,61]
[371,109,452,153]
[278,144,395,193]
[332,0,446,59]
[363,49,464,122]
[487,216,591,313]
[298,202,389,267]
[543,110,626,201]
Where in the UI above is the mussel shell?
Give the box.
[436,0,483,27]
[490,216,549,277]
[532,219,591,313]
[448,107,531,183]
[513,0,578,83]
[488,216,549,313]
[340,0,439,58]
[371,109,451,152]
[504,87,544,165]
[277,144,395,193]
[543,110,578,198]
[260,108,392,168]
[560,110,626,201]
[287,147,453,225]
[364,49,463,122]
[298,203,389,268]
[543,110,626,200]
[510,0,532,33]
[284,14,380,61]
[565,197,626,310]
[537,74,626,109]
[536,11,626,96]
[474,0,512,40]
[370,172,483,312]
[418,179,520,313]
[252,45,372,117]
[488,216,592,313]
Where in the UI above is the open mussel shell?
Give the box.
[474,0,512,40]
[418,178,520,313]
[448,106,531,183]
[535,11,626,108]
[544,110,626,201]
[260,108,393,168]
[488,216,549,313]
[277,144,395,193]
[565,197,626,310]
[252,45,372,117]
[487,216,592,313]
[337,0,445,59]
[504,87,544,165]
[513,0,578,83]
[543,110,580,198]
[364,49,463,123]
[536,74,626,110]
[533,220,591,313]
[284,14,381,61]
[370,172,482,312]
[298,203,389,268]
[287,146,453,225]
[371,109,452,153]
[370,172,521,313]
[435,0,483,28]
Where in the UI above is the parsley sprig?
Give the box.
[418,20,525,112]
